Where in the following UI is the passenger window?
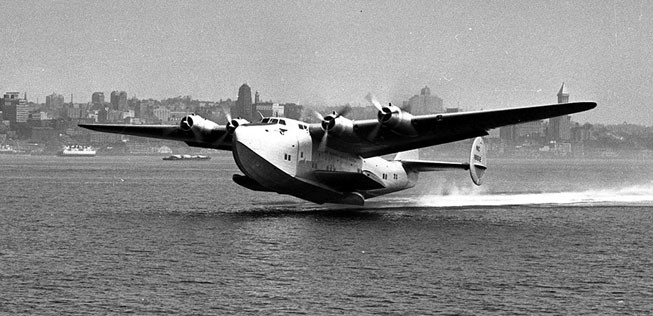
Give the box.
[279,119,286,125]
[270,118,278,124]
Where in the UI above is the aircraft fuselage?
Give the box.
[231,117,417,205]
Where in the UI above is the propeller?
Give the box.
[365,93,383,112]
[180,115,193,131]
[315,105,351,151]
[365,94,388,141]
[217,107,236,145]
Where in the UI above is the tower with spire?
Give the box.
[557,82,569,103]
[548,83,572,141]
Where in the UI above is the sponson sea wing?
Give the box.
[319,101,596,158]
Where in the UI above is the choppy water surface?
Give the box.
[1,154,653,314]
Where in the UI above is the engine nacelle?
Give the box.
[179,113,220,136]
[321,114,354,137]
[377,104,417,136]
[228,118,250,133]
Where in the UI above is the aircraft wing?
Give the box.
[78,123,232,150]
[319,101,596,158]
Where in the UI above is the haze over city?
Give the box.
[1,0,651,125]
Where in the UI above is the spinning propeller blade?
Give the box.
[315,105,351,151]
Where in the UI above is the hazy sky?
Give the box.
[1,0,652,125]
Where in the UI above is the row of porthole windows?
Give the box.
[381,173,398,180]
[284,152,304,161]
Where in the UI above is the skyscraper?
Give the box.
[234,84,252,121]
[92,92,105,105]
[110,91,128,111]
[45,93,65,109]
[2,92,28,124]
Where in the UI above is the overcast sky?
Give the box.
[1,0,651,125]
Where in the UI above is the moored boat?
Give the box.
[163,154,211,161]
[58,145,97,157]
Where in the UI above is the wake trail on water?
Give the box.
[379,182,653,208]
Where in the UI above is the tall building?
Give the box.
[2,92,28,125]
[110,91,128,111]
[548,83,572,141]
[283,103,303,120]
[254,101,274,118]
[406,86,443,114]
[92,92,105,104]
[153,107,171,122]
[234,84,252,121]
[45,93,65,109]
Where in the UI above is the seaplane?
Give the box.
[80,93,596,205]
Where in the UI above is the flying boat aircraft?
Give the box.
[80,94,595,205]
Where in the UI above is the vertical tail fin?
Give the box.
[469,137,487,185]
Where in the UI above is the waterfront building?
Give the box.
[45,93,65,109]
[254,101,274,118]
[2,92,29,125]
[283,103,303,120]
[406,86,443,115]
[153,107,171,122]
[92,92,105,104]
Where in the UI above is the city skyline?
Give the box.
[1,1,651,125]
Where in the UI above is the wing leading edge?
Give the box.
[320,101,596,157]
[78,123,232,150]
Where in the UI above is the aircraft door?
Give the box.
[297,125,312,162]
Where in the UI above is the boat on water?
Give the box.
[57,145,97,157]
[163,154,211,161]
[0,145,23,154]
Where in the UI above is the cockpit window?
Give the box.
[270,118,279,124]
[261,118,269,124]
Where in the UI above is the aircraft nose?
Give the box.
[232,126,247,147]
[231,126,271,181]
[232,126,263,153]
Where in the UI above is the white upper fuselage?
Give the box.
[231,117,416,204]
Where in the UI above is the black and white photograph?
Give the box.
[1,0,652,314]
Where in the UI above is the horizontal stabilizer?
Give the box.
[399,159,469,172]
[394,149,419,161]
